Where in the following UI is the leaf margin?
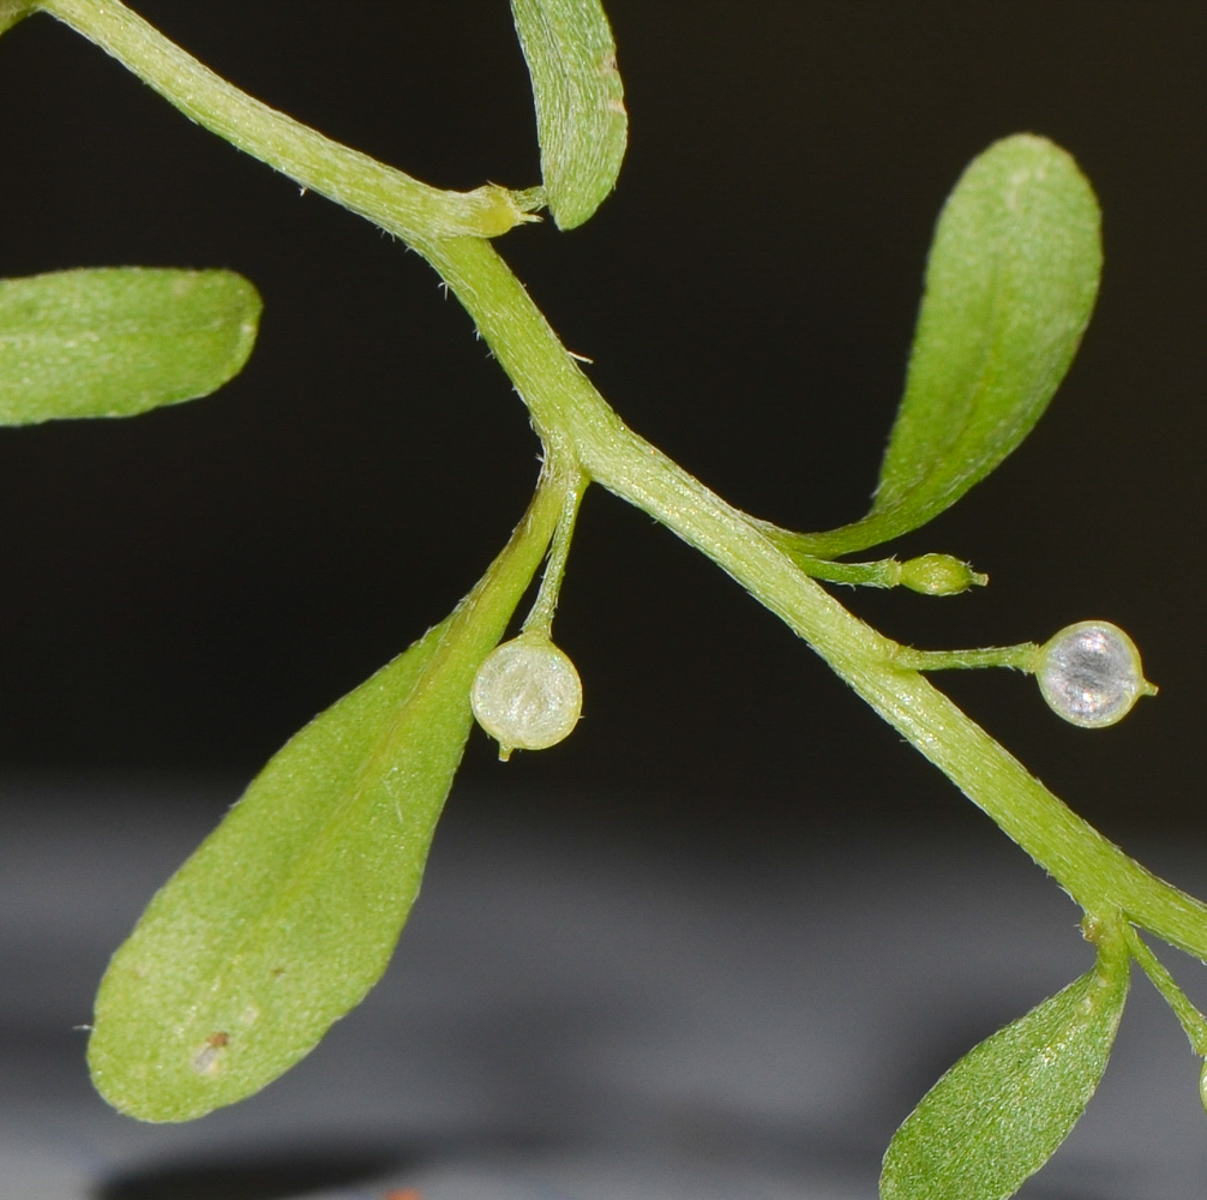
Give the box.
[87,474,567,1122]
[511,0,628,230]
[777,133,1102,561]
[0,266,261,425]
[880,924,1130,1200]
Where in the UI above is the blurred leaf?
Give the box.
[880,937,1129,1200]
[0,0,36,36]
[0,267,261,424]
[791,135,1100,559]
[511,0,627,230]
[88,486,561,1122]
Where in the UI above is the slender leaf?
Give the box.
[880,940,1129,1200]
[511,0,627,230]
[88,485,562,1122]
[0,267,261,424]
[792,134,1100,559]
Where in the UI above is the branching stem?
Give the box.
[38,0,1207,966]
[1126,926,1207,1057]
[522,463,588,637]
[420,235,1207,962]
[36,0,539,240]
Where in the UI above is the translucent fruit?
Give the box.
[471,635,582,759]
[1035,620,1153,729]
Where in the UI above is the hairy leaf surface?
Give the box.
[0,268,260,423]
[792,134,1100,558]
[88,490,560,1121]
[880,942,1129,1200]
[511,0,627,229]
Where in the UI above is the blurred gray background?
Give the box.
[0,3,1206,1197]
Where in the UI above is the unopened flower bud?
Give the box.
[899,553,987,596]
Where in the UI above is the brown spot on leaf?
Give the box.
[191,1031,230,1076]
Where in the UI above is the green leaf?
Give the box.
[511,0,627,230]
[792,134,1101,559]
[87,482,563,1122]
[0,267,261,424]
[880,936,1129,1200]
[0,0,36,36]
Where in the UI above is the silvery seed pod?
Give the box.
[1036,620,1154,728]
[471,635,582,759]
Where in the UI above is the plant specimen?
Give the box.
[0,2,1204,1197]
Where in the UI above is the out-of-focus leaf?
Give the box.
[511,0,627,230]
[0,267,261,424]
[789,135,1100,559]
[0,0,35,36]
[88,485,562,1122]
[880,937,1129,1200]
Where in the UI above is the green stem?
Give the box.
[419,236,1207,962]
[764,535,988,596]
[1125,925,1207,1056]
[41,0,1207,964]
[893,644,1040,672]
[788,555,904,589]
[522,465,588,638]
[36,0,538,240]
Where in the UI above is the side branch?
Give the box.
[38,0,1207,965]
[420,235,1207,962]
[37,0,536,240]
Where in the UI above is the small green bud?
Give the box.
[471,634,582,761]
[899,553,988,596]
[458,183,544,239]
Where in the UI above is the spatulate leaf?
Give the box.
[0,267,261,424]
[880,934,1129,1200]
[511,0,627,230]
[792,134,1100,559]
[88,485,562,1121]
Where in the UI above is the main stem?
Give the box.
[419,236,1207,961]
[40,0,1207,962]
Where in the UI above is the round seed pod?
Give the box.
[1035,620,1153,728]
[471,635,582,758]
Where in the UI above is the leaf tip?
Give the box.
[512,0,628,231]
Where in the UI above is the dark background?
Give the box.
[0,1,1203,843]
